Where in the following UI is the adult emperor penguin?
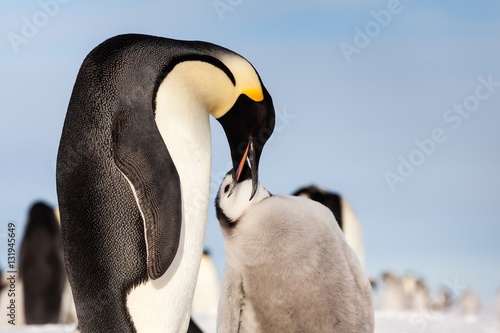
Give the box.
[56,34,275,333]
[215,172,374,333]
[19,201,66,324]
[292,185,365,267]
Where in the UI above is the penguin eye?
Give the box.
[224,184,230,193]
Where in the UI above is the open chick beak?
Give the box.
[228,137,259,200]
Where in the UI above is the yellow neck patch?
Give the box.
[155,53,264,119]
[220,53,264,105]
[242,87,264,102]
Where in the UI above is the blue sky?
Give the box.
[1,0,499,301]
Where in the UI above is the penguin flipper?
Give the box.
[112,108,182,280]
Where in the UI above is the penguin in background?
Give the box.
[411,278,430,310]
[458,290,481,317]
[401,272,417,297]
[429,287,453,311]
[0,270,5,294]
[292,185,365,267]
[0,270,9,314]
[215,171,374,333]
[57,34,275,333]
[191,249,221,318]
[19,201,66,324]
[380,271,408,311]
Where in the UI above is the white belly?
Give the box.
[126,78,212,332]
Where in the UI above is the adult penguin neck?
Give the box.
[126,71,212,333]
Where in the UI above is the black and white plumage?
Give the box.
[57,34,274,333]
[0,204,77,327]
[19,202,66,325]
[215,172,374,333]
[292,185,365,267]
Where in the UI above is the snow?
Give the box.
[373,309,500,333]
[0,324,78,332]
[1,310,499,333]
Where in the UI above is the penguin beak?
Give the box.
[217,91,275,201]
[229,136,259,200]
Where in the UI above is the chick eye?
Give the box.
[224,184,230,193]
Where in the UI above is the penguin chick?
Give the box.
[215,171,374,333]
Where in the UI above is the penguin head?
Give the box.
[156,51,274,200]
[213,55,275,200]
[215,170,271,228]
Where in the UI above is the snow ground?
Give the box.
[1,310,499,333]
[373,309,500,333]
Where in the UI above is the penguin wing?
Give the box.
[112,107,182,280]
[217,264,243,333]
